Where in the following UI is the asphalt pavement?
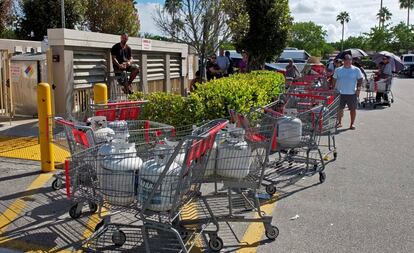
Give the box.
[263,77,414,253]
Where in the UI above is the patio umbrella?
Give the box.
[372,51,404,72]
[335,48,368,59]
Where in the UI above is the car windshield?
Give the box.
[403,56,413,62]
[277,58,306,63]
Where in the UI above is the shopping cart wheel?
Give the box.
[208,237,223,252]
[319,172,326,183]
[89,202,98,213]
[391,99,394,103]
[265,185,277,196]
[51,178,63,190]
[333,151,338,159]
[265,225,279,240]
[112,230,126,247]
[69,204,82,219]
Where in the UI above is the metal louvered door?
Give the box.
[72,50,107,112]
[0,50,12,117]
[147,53,165,92]
[170,54,181,94]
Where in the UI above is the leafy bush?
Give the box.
[193,71,284,119]
[130,71,285,126]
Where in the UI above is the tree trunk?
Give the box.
[379,0,383,27]
[341,26,344,50]
[248,55,265,71]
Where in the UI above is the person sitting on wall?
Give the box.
[111,33,140,94]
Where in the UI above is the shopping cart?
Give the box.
[176,118,279,251]
[67,119,228,252]
[233,102,329,195]
[51,117,97,191]
[360,73,377,108]
[373,77,394,108]
[74,100,147,123]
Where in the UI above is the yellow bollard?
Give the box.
[37,83,55,172]
[93,83,108,105]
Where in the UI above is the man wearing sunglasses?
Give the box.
[333,54,363,130]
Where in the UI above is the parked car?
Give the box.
[401,54,414,77]
[272,49,311,73]
[227,50,285,74]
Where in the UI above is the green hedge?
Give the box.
[129,71,285,126]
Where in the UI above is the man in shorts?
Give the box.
[111,33,140,94]
[333,54,363,130]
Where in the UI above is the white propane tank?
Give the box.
[216,139,252,179]
[277,116,302,148]
[138,159,181,212]
[108,120,130,142]
[204,141,218,176]
[94,127,115,144]
[87,116,114,143]
[98,140,142,205]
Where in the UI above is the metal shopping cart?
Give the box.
[373,77,394,108]
[232,100,330,195]
[51,117,98,191]
[175,119,279,251]
[67,119,228,252]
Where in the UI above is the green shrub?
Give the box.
[193,71,284,119]
[130,71,285,126]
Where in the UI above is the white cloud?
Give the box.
[291,0,408,42]
[136,3,162,35]
[292,3,315,14]
[138,0,409,42]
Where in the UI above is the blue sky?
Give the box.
[137,0,408,42]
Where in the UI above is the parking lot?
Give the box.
[0,78,413,253]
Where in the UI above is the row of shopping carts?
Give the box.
[50,75,340,252]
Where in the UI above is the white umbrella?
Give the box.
[372,51,404,72]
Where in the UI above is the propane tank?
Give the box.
[277,116,302,148]
[108,120,130,142]
[98,140,142,205]
[216,139,252,179]
[138,159,181,211]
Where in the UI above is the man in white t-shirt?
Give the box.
[216,48,230,75]
[333,54,363,130]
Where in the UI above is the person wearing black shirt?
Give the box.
[111,33,140,94]
[206,55,223,81]
[225,51,234,76]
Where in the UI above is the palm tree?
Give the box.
[377,7,392,28]
[379,0,383,27]
[399,0,414,26]
[336,11,351,51]
[164,0,182,39]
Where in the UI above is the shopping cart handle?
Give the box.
[54,117,75,127]
[105,100,148,106]
[286,93,327,101]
